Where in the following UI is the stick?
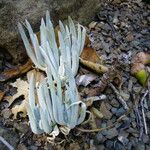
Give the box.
[0,136,14,150]
[140,90,148,135]
[109,83,129,110]
[76,109,131,132]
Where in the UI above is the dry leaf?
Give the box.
[9,78,29,106]
[12,100,27,119]
[7,78,29,119]
[80,47,103,64]
[80,47,108,74]
[0,59,32,82]
[9,70,45,119]
[0,90,5,102]
[80,58,108,74]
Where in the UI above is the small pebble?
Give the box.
[105,127,118,139]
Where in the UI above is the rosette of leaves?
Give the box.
[27,67,86,135]
[18,11,86,77]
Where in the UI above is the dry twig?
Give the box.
[109,83,129,110]
[0,136,14,150]
[76,109,131,133]
[140,90,148,135]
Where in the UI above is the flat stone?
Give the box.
[142,134,149,144]
[111,99,120,107]
[105,127,118,139]
[115,107,126,117]
[114,141,126,150]
[133,142,145,150]
[146,145,150,150]
[105,140,114,149]
[96,144,105,150]
[100,102,113,119]
[146,111,150,120]
[94,132,106,144]
[1,108,12,119]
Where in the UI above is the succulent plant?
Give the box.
[27,67,86,135]
[18,11,86,77]
[19,11,87,136]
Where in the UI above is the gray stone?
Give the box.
[118,134,129,146]
[0,0,104,62]
[142,134,149,144]
[105,140,114,149]
[1,108,12,119]
[114,141,126,150]
[146,145,150,150]
[110,99,120,107]
[100,102,113,119]
[146,111,150,120]
[105,127,118,139]
[95,132,106,144]
[116,107,126,116]
[133,142,145,150]
[96,144,105,150]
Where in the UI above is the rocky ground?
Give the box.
[0,0,150,150]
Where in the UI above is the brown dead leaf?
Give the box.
[0,90,5,102]
[80,47,108,74]
[80,47,103,64]
[80,58,108,74]
[0,59,32,82]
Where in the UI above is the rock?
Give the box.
[111,107,118,114]
[146,145,150,150]
[117,120,130,131]
[118,132,129,146]
[111,99,120,108]
[69,142,80,150]
[94,132,106,144]
[1,108,12,119]
[105,127,118,139]
[0,0,104,62]
[17,144,27,150]
[133,142,145,150]
[105,140,114,149]
[27,146,38,150]
[127,128,139,137]
[100,102,113,119]
[96,144,105,150]
[120,90,130,101]
[113,107,126,117]
[13,122,29,133]
[142,134,149,144]
[146,111,150,120]
[0,126,19,149]
[114,141,126,150]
